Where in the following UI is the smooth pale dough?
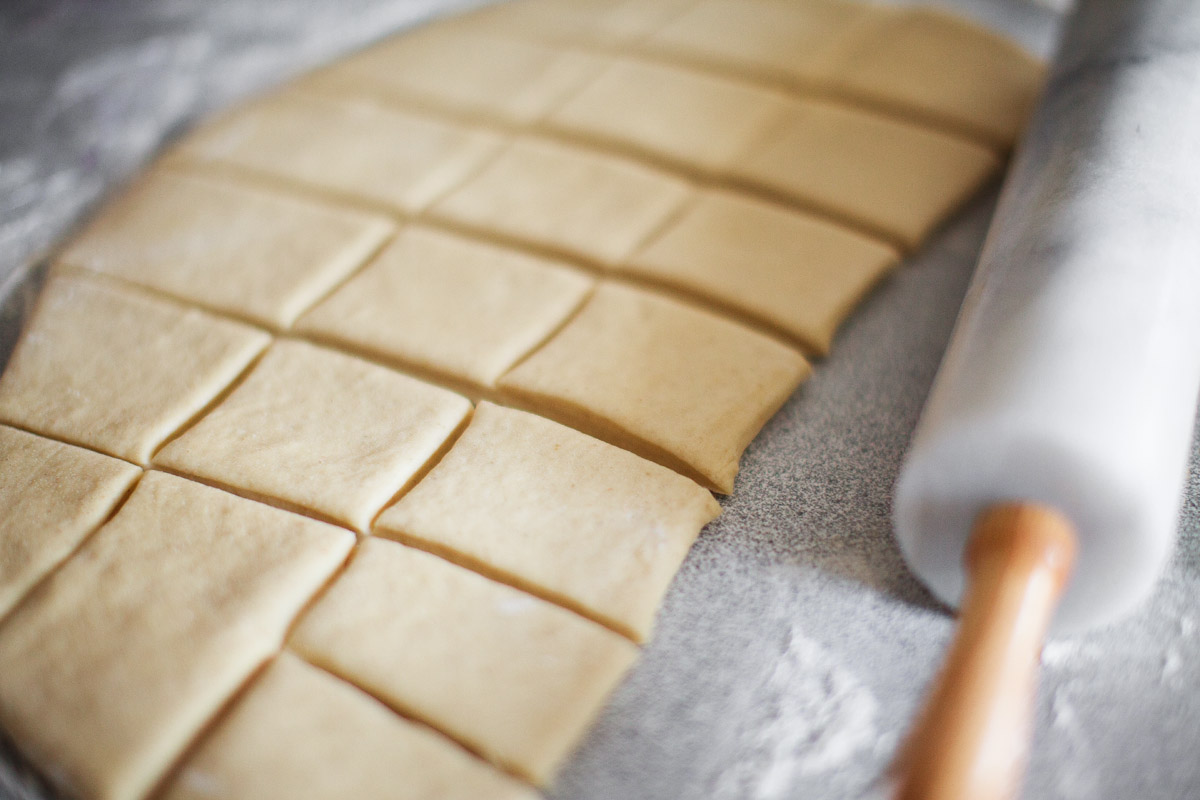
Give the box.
[162,653,536,800]
[176,91,503,215]
[304,25,606,126]
[498,282,810,493]
[0,272,269,464]
[0,425,140,619]
[627,189,899,354]
[644,0,876,86]
[58,169,393,328]
[0,471,353,800]
[431,136,692,267]
[460,0,701,46]
[156,339,471,532]
[731,97,1000,249]
[296,226,593,389]
[376,402,721,641]
[289,538,639,784]
[548,57,790,173]
[821,7,1045,148]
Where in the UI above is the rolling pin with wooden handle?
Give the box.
[891,0,1200,797]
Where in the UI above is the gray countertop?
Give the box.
[2,2,1198,799]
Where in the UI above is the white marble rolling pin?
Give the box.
[891,1,1200,798]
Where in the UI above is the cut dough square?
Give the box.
[645,0,874,86]
[155,339,471,532]
[376,402,720,641]
[162,652,536,800]
[432,137,692,267]
[306,26,605,126]
[0,425,140,619]
[497,282,810,493]
[820,7,1044,148]
[289,538,639,784]
[176,91,503,215]
[731,97,1000,249]
[296,226,593,389]
[58,169,394,328]
[548,57,790,173]
[0,471,353,800]
[626,189,899,354]
[0,272,269,464]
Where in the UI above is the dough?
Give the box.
[498,282,810,493]
[626,188,899,354]
[289,538,639,784]
[461,0,700,46]
[176,90,503,215]
[0,472,352,800]
[548,57,790,173]
[731,96,1000,249]
[431,136,692,267]
[376,402,721,641]
[0,272,269,464]
[161,652,536,800]
[58,169,393,328]
[296,226,593,389]
[155,339,471,531]
[0,425,140,619]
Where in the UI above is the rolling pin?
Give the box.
[891,1,1200,798]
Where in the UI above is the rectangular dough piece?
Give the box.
[0,272,270,464]
[58,169,394,328]
[626,188,899,354]
[0,471,353,800]
[161,653,537,800]
[155,339,472,532]
[497,282,810,493]
[376,402,721,641]
[457,0,700,46]
[430,137,693,268]
[295,226,593,389]
[289,538,639,784]
[0,425,140,619]
[174,90,503,215]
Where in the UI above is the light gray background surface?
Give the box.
[1,1,1197,799]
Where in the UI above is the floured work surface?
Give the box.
[0,1,1044,798]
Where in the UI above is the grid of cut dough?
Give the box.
[0,1,1043,798]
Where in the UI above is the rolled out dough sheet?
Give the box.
[0,425,140,620]
[161,652,536,800]
[0,471,353,800]
[57,169,394,328]
[376,401,721,641]
[155,339,472,531]
[0,272,269,464]
[296,226,593,389]
[499,282,811,493]
[289,538,639,785]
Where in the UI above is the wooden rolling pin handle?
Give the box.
[894,503,1077,800]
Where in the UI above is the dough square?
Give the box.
[176,91,503,215]
[548,57,790,173]
[432,137,692,267]
[644,0,873,86]
[820,7,1044,148]
[376,402,721,641]
[0,471,353,800]
[295,226,593,389]
[731,97,1000,249]
[289,538,639,784]
[0,425,140,619]
[305,25,605,126]
[162,652,536,800]
[57,169,394,328]
[497,282,810,493]
[0,272,269,464]
[155,339,472,532]
[626,189,899,354]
